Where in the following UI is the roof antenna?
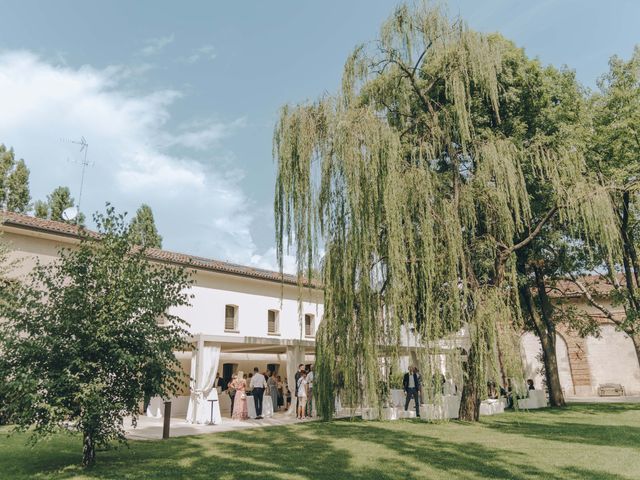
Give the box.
[60,136,93,217]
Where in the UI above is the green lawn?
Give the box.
[1,403,638,479]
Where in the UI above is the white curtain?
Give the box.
[286,345,305,414]
[186,341,221,424]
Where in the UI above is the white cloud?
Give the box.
[181,44,217,64]
[159,117,246,151]
[139,34,175,56]
[0,50,293,271]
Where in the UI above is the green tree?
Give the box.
[0,206,192,466]
[485,43,598,408]
[48,186,74,221]
[130,204,163,248]
[574,47,640,365]
[0,145,31,213]
[273,2,617,421]
[34,186,85,224]
[34,199,49,219]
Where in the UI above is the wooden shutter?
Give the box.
[268,310,277,333]
[225,305,236,330]
[305,314,313,336]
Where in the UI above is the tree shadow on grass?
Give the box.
[306,421,630,480]
[2,417,637,479]
[483,419,640,450]
[528,403,640,416]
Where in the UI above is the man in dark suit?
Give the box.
[403,366,421,417]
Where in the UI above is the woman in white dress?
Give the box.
[296,370,309,419]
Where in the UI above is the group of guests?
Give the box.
[214,364,314,420]
[216,365,314,421]
[294,364,314,420]
[487,378,536,408]
[220,368,286,420]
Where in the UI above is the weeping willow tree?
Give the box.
[274,2,619,421]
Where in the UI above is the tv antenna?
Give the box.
[61,136,93,214]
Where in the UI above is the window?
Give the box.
[304,314,314,337]
[268,309,280,334]
[225,305,238,331]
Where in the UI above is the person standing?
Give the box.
[250,367,267,419]
[213,372,223,391]
[231,372,248,420]
[296,370,309,419]
[294,363,305,412]
[267,371,278,412]
[227,373,238,415]
[403,366,421,418]
[306,366,315,417]
[276,375,285,409]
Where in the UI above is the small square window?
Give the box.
[225,305,238,331]
[268,309,279,334]
[304,314,314,337]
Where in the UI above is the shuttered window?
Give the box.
[268,310,279,334]
[304,314,314,336]
[225,305,237,331]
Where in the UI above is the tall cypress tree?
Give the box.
[129,204,163,248]
[0,145,31,213]
[48,186,75,221]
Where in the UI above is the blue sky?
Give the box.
[1,0,638,270]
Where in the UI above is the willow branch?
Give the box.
[506,205,559,256]
[565,274,620,325]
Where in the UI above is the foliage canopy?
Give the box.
[0,206,191,466]
[274,2,618,420]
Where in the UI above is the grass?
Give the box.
[0,403,639,479]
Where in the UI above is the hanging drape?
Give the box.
[186,338,222,424]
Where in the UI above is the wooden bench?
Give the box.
[597,383,625,397]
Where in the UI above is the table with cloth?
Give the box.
[517,390,547,409]
[247,394,274,419]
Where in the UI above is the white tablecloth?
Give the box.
[480,398,505,416]
[146,396,165,418]
[391,389,405,407]
[518,390,547,409]
[420,395,461,420]
[247,394,274,419]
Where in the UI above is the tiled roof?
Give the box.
[547,274,622,298]
[0,211,318,288]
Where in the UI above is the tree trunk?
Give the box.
[531,266,566,407]
[629,332,640,372]
[538,329,566,406]
[520,282,565,406]
[458,346,480,421]
[82,431,96,467]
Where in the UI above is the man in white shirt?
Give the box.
[403,366,421,417]
[250,367,267,419]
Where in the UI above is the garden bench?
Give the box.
[597,383,625,396]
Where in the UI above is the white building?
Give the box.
[0,212,322,421]
[2,211,639,422]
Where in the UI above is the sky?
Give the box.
[0,0,638,272]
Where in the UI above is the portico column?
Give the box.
[286,344,304,415]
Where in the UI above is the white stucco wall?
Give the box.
[169,270,323,341]
[3,227,324,343]
[586,325,640,395]
[521,332,573,395]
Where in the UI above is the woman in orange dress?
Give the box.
[231,371,248,420]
